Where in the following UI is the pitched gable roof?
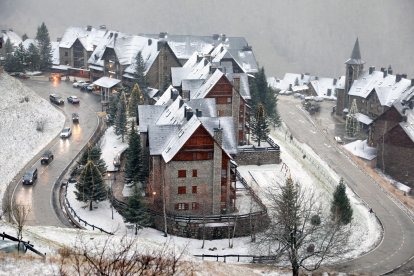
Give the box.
[345,38,365,65]
[191,69,225,99]
[138,105,166,132]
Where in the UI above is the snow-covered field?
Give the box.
[0,73,381,274]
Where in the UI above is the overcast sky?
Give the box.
[1,0,414,78]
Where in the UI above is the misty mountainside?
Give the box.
[1,0,414,78]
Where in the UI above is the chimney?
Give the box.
[369,66,375,74]
[99,25,106,30]
[301,73,304,80]
[196,109,202,117]
[402,115,407,122]
[288,84,292,91]
[109,32,113,38]
[333,78,337,85]
[396,74,402,82]
[179,99,184,108]
[148,39,152,46]
[159,32,167,38]
[315,76,319,80]
[86,25,92,31]
[411,79,414,87]
[212,34,219,40]
[157,40,165,51]
[171,89,178,100]
[380,67,385,72]
[186,108,193,121]
[383,70,388,78]
[213,124,223,145]
[402,74,407,79]
[387,65,393,75]
[221,34,226,42]
[409,100,414,109]
[233,75,240,91]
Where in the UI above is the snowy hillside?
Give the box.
[0,73,65,205]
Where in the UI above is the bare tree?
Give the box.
[13,204,31,251]
[59,234,192,275]
[255,177,351,276]
[1,186,14,221]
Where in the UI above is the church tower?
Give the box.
[344,38,365,108]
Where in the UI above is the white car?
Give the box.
[73,81,86,88]
[60,127,72,138]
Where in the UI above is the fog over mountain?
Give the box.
[1,0,414,78]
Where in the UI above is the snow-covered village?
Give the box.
[1,1,414,275]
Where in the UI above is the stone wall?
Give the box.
[234,148,281,166]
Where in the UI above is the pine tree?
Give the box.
[124,184,151,235]
[249,67,281,127]
[331,178,353,225]
[35,22,52,71]
[107,93,120,126]
[4,39,13,54]
[124,122,146,186]
[27,43,41,71]
[134,51,147,89]
[251,103,270,147]
[115,93,127,142]
[4,52,22,72]
[79,144,107,176]
[128,83,144,119]
[14,43,28,70]
[75,161,107,211]
[346,99,360,138]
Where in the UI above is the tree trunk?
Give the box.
[89,200,93,211]
[135,224,138,235]
[292,264,299,276]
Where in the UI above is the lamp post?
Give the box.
[107,173,114,220]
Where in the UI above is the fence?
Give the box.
[193,254,277,264]
[0,232,46,258]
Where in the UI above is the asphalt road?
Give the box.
[12,78,102,227]
[277,96,414,275]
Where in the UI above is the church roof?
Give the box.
[345,38,365,65]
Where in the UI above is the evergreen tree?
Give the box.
[79,144,107,176]
[124,122,145,186]
[115,93,128,142]
[124,184,151,235]
[22,34,28,41]
[4,39,13,54]
[134,51,147,89]
[294,77,299,86]
[4,53,22,72]
[345,99,360,138]
[128,83,144,119]
[75,161,107,211]
[35,22,52,71]
[249,67,281,127]
[331,178,353,225]
[14,43,28,70]
[251,103,270,147]
[107,93,120,126]
[27,43,41,71]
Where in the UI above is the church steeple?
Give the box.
[345,38,365,65]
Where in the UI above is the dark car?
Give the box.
[80,82,91,91]
[49,94,64,105]
[23,168,38,185]
[72,113,79,123]
[40,150,54,165]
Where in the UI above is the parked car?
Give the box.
[60,127,72,138]
[49,94,64,105]
[23,168,38,185]
[40,150,54,165]
[10,72,29,79]
[72,113,79,124]
[80,82,91,91]
[73,80,86,88]
[67,95,80,104]
[86,84,96,92]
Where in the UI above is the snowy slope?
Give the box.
[0,73,65,206]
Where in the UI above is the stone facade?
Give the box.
[234,148,281,166]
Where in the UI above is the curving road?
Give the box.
[277,96,414,275]
[12,78,102,227]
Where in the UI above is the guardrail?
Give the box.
[193,254,277,263]
[0,232,46,258]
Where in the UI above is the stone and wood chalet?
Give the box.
[370,87,414,188]
[88,30,181,90]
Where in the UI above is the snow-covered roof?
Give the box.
[356,113,373,125]
[59,26,107,51]
[268,73,315,91]
[22,39,38,50]
[191,69,224,99]
[187,98,217,117]
[182,79,205,93]
[309,76,345,100]
[89,31,160,75]
[393,86,414,142]
[148,124,180,155]
[93,77,121,88]
[171,67,191,87]
[138,105,166,132]
[1,30,22,47]
[199,116,237,155]
[155,86,178,106]
[155,95,187,126]
[292,85,309,92]
[89,65,104,71]
[226,73,251,100]
[348,71,411,106]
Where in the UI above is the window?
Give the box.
[192,169,197,177]
[191,202,199,210]
[227,97,232,103]
[178,170,186,178]
[221,169,227,177]
[64,51,68,57]
[175,203,189,210]
[192,186,197,194]
[178,186,186,194]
